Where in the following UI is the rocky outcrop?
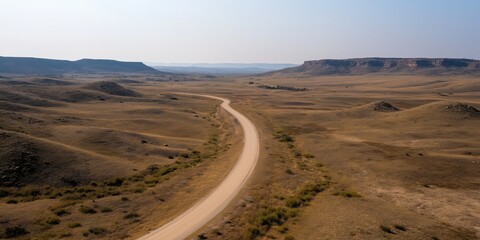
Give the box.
[271,58,480,76]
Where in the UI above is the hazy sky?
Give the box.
[1,0,479,63]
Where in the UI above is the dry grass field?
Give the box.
[0,73,479,239]
[0,75,244,239]
[153,73,479,240]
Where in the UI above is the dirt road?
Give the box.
[139,95,260,240]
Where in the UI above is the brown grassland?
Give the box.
[0,73,479,239]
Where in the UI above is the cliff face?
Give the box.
[273,58,480,75]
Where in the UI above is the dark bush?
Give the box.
[4,226,28,238]
[68,222,81,228]
[100,207,112,213]
[54,209,71,216]
[79,205,97,214]
[46,217,60,225]
[124,212,140,219]
[244,226,261,240]
[285,198,303,208]
[106,178,123,187]
[89,227,107,235]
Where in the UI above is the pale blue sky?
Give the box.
[1,0,479,63]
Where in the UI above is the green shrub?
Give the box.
[274,130,294,143]
[212,229,223,235]
[54,209,71,216]
[333,190,361,198]
[144,176,160,184]
[286,182,327,209]
[46,217,60,225]
[129,174,144,182]
[285,198,303,208]
[6,199,17,204]
[303,153,315,159]
[256,207,290,227]
[68,222,81,228]
[100,207,112,213]
[3,226,28,238]
[300,182,326,195]
[106,178,123,187]
[243,226,261,240]
[158,166,177,176]
[79,205,97,214]
[88,227,107,235]
[124,212,140,219]
[0,189,11,198]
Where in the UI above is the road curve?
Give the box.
[139,95,260,240]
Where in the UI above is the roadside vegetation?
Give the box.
[234,123,331,239]
[258,85,308,92]
[244,181,329,239]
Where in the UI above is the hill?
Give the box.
[0,56,160,74]
[269,58,480,76]
[85,81,141,97]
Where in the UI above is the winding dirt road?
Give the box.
[139,95,260,240]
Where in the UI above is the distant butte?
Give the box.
[268,58,480,75]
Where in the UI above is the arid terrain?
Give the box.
[0,74,244,239]
[0,68,479,240]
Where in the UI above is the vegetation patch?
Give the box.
[79,205,97,214]
[244,181,329,239]
[53,209,71,216]
[273,128,294,143]
[244,206,296,239]
[124,212,140,219]
[46,217,60,225]
[88,227,108,235]
[6,199,17,204]
[59,232,72,238]
[258,85,308,92]
[333,190,361,198]
[285,181,328,208]
[100,207,112,213]
[2,226,28,238]
[67,222,81,228]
